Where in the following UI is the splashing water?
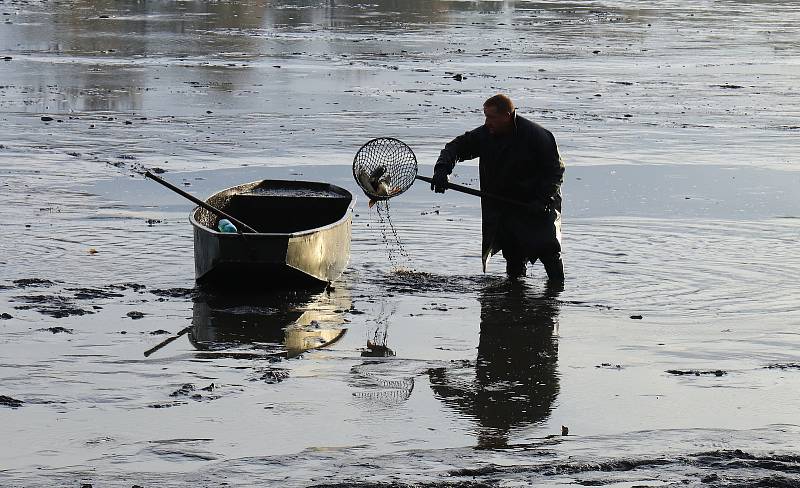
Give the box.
[373,200,411,271]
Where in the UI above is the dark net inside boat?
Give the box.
[193,181,352,233]
[352,138,417,200]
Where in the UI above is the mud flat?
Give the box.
[1,1,799,486]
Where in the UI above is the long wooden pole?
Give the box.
[143,326,192,357]
[143,171,259,233]
[415,175,535,210]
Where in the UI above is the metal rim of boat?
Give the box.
[187,179,356,237]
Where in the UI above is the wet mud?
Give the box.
[767,363,800,371]
[5,280,159,318]
[12,294,96,318]
[36,326,74,334]
[2,0,800,486]
[666,369,727,377]
[0,395,24,408]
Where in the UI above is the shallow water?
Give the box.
[2,1,800,486]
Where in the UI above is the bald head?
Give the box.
[483,94,515,135]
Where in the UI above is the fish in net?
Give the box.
[353,137,418,207]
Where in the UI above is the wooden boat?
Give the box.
[189,179,355,288]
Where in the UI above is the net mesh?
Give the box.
[352,137,418,200]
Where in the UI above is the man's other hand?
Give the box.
[431,171,449,193]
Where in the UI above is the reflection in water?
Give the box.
[361,297,396,357]
[14,0,273,112]
[7,0,643,113]
[428,281,561,448]
[350,360,415,408]
[189,286,349,359]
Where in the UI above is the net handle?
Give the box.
[415,175,533,210]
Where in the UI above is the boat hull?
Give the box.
[190,180,354,289]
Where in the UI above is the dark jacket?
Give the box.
[434,114,564,270]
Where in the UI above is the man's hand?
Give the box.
[431,171,449,193]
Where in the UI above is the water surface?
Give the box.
[1,1,799,486]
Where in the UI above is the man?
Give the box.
[431,94,565,282]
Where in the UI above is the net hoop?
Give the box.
[352,137,418,201]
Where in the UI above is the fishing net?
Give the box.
[352,137,418,201]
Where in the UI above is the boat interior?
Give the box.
[193,180,353,234]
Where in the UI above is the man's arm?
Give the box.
[434,128,482,176]
[513,128,564,211]
[534,129,564,203]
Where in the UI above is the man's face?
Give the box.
[483,105,513,135]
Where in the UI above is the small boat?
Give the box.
[190,179,355,288]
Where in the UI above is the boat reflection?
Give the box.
[428,281,561,448]
[190,286,349,359]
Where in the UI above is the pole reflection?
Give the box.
[428,280,561,448]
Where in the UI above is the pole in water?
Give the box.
[144,326,192,357]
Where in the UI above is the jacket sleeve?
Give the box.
[534,130,564,202]
[507,128,564,208]
[434,128,481,175]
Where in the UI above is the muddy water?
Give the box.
[2,0,800,486]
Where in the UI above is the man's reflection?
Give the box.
[428,280,561,448]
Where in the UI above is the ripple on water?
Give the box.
[568,217,800,317]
